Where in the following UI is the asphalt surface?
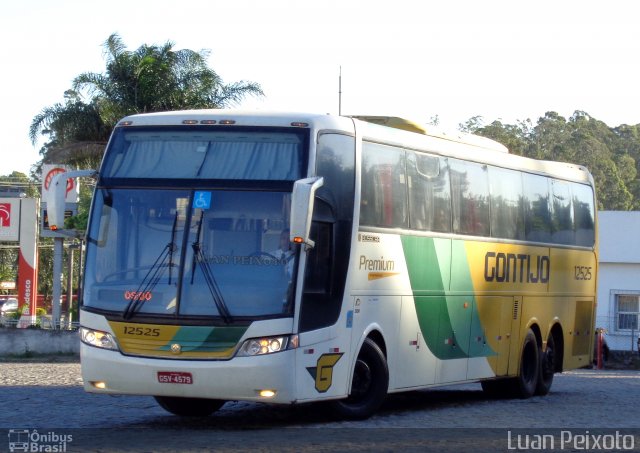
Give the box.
[1,358,639,452]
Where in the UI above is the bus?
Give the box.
[50,110,597,419]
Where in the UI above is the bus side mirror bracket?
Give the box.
[48,169,97,230]
[290,177,324,250]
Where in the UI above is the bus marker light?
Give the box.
[304,348,314,354]
[293,237,304,244]
[330,348,340,353]
[219,120,236,125]
[90,381,107,389]
[290,122,309,127]
[182,120,198,125]
[258,390,276,398]
[200,120,216,125]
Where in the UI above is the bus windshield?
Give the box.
[83,188,298,320]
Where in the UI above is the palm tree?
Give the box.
[30,33,263,169]
[29,90,111,171]
[74,33,263,126]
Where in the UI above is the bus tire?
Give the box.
[535,333,556,396]
[154,396,225,417]
[512,328,539,399]
[330,338,388,420]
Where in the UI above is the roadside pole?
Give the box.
[51,237,64,329]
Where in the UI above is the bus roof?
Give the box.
[350,116,509,154]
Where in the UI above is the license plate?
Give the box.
[157,371,193,384]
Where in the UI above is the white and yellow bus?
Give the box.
[54,110,597,419]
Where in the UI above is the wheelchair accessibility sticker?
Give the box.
[193,191,211,209]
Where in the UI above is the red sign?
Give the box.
[0,203,11,227]
[44,167,74,198]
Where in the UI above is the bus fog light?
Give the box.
[90,381,107,389]
[258,389,276,398]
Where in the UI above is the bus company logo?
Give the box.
[0,203,11,228]
[358,233,380,243]
[484,252,551,284]
[8,429,73,452]
[306,353,343,393]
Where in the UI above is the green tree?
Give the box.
[0,171,39,198]
[472,119,532,156]
[462,111,638,210]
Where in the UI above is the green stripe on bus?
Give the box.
[159,326,247,352]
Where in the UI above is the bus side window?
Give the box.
[360,142,407,228]
[489,166,525,240]
[551,179,575,245]
[523,173,552,243]
[449,159,490,236]
[407,151,451,233]
[573,184,595,247]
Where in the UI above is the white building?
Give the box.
[596,211,640,351]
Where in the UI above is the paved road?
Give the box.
[1,359,640,452]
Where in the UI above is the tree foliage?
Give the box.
[464,111,639,210]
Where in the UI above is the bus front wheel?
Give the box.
[154,396,225,417]
[330,338,388,420]
[512,328,540,398]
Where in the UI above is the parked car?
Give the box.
[0,298,18,314]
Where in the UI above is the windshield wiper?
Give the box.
[122,213,178,320]
[191,211,233,324]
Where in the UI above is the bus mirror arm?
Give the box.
[48,169,98,230]
[290,177,324,250]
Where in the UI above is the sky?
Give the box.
[2,0,640,177]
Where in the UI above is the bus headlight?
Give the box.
[237,335,296,357]
[80,327,119,351]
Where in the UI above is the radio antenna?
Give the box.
[338,65,342,116]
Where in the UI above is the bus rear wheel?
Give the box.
[154,396,225,417]
[535,334,556,396]
[330,338,388,420]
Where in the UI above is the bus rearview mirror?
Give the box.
[290,177,324,249]
[48,170,97,230]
